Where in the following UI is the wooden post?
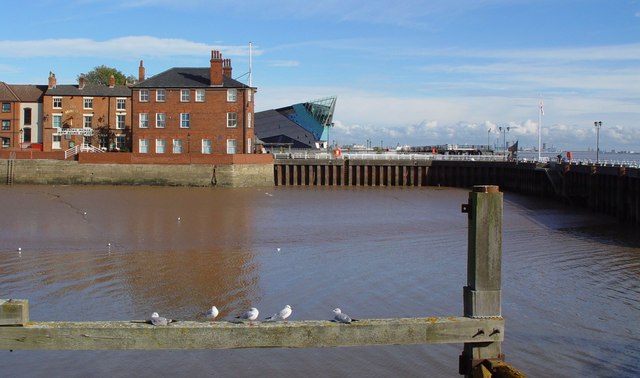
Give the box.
[0,299,29,326]
[460,185,503,377]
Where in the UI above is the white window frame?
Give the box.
[116,98,126,111]
[227,112,237,128]
[202,139,212,154]
[173,139,183,154]
[52,97,62,109]
[180,89,190,102]
[83,97,93,110]
[247,112,252,128]
[116,135,126,150]
[116,113,126,129]
[156,138,165,153]
[139,89,149,102]
[52,134,61,150]
[247,138,252,154]
[139,138,149,153]
[83,114,93,128]
[226,139,237,154]
[156,89,166,102]
[156,113,165,128]
[195,89,205,102]
[247,89,252,102]
[139,113,149,128]
[180,113,190,128]
[227,89,237,102]
[52,114,62,129]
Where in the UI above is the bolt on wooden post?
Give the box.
[460,185,503,376]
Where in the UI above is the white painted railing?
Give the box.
[64,144,105,159]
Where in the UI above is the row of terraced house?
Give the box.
[0,50,257,160]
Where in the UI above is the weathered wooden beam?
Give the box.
[0,316,503,350]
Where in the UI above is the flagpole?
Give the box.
[538,96,543,161]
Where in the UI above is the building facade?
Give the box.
[41,73,132,153]
[0,82,46,150]
[131,51,256,156]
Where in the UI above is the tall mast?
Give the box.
[249,42,253,87]
[538,96,543,161]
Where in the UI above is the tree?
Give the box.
[79,65,136,86]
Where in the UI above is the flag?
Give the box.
[508,140,519,153]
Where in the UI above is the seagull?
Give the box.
[148,312,172,326]
[235,307,259,324]
[206,306,219,321]
[332,308,358,324]
[265,305,292,322]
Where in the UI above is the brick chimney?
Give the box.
[108,74,116,88]
[138,60,145,82]
[222,59,232,78]
[79,75,87,90]
[48,72,57,89]
[210,50,223,86]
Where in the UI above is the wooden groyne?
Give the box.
[1,185,524,377]
[274,157,640,225]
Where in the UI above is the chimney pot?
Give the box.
[210,50,223,86]
[138,60,145,82]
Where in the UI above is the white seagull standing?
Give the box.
[332,308,358,324]
[149,312,172,326]
[206,306,219,321]
[235,307,259,324]
[265,305,292,322]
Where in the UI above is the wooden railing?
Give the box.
[0,186,518,377]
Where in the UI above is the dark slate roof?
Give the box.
[255,109,318,148]
[0,82,19,101]
[132,67,251,89]
[46,83,131,97]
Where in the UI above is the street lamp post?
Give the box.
[487,129,492,152]
[498,126,510,155]
[594,121,602,164]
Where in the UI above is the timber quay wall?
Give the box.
[274,157,640,225]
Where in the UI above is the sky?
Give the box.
[1,0,639,151]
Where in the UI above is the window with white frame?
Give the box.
[173,139,183,154]
[202,139,212,154]
[116,114,126,129]
[52,114,62,128]
[116,135,126,150]
[247,112,252,128]
[227,89,237,102]
[83,97,93,109]
[116,98,126,111]
[53,97,62,108]
[83,115,93,128]
[227,139,237,154]
[156,113,165,128]
[180,89,190,102]
[156,89,166,102]
[247,138,252,154]
[139,113,149,128]
[227,112,237,128]
[156,139,165,153]
[180,113,190,128]
[1,103,9,112]
[1,120,9,130]
[139,89,149,102]
[139,138,149,153]
[247,89,252,102]
[195,89,205,102]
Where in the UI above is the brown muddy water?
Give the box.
[0,185,638,377]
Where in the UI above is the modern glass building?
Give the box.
[255,96,336,149]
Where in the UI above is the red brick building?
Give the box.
[0,82,46,150]
[131,50,256,156]
[42,73,132,152]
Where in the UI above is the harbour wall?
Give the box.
[274,157,640,225]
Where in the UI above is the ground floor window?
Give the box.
[156,139,165,154]
[139,138,148,153]
[116,135,126,150]
[227,139,237,154]
[1,137,9,148]
[52,135,61,150]
[173,139,182,154]
[202,139,212,154]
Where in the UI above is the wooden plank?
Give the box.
[0,316,503,350]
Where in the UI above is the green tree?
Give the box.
[79,65,136,86]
